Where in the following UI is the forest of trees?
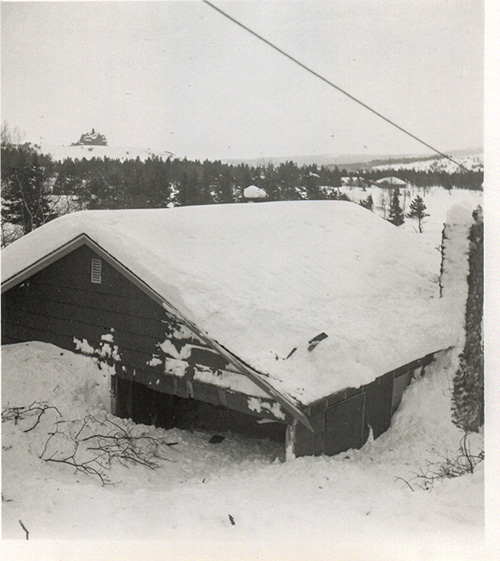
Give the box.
[363,167,482,190]
[50,154,483,209]
[1,122,483,243]
[50,156,348,208]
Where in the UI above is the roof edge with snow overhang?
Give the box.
[1,233,314,432]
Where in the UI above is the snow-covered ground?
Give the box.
[1,341,484,557]
[337,185,483,253]
[36,143,175,162]
[372,153,483,173]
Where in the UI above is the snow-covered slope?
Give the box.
[373,153,483,173]
[36,143,175,162]
[2,201,456,404]
[336,185,482,246]
[1,341,484,554]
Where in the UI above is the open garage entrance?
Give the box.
[113,376,288,443]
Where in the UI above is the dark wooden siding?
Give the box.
[324,393,365,456]
[1,244,290,424]
[3,245,210,363]
[364,372,393,438]
[292,351,439,458]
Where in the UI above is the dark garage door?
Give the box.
[324,393,365,456]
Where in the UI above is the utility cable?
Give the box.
[202,0,470,172]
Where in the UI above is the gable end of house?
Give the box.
[1,235,310,430]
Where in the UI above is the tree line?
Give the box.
[51,156,348,208]
[363,167,482,190]
[1,124,483,242]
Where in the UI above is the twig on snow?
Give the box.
[19,519,29,540]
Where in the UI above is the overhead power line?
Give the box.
[202,0,470,172]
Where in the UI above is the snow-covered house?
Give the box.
[1,201,453,458]
[374,176,408,188]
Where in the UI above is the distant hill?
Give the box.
[225,153,398,168]
[36,143,175,162]
[370,153,483,174]
[225,148,482,171]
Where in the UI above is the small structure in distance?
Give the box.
[243,185,267,201]
[71,128,107,146]
[374,176,407,188]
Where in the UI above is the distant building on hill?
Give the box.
[374,176,407,188]
[72,128,107,146]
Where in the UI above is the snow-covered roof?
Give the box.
[243,185,267,199]
[374,176,407,186]
[1,201,454,405]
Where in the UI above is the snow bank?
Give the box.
[1,341,484,555]
[2,201,457,403]
[1,341,112,418]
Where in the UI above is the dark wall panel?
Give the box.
[2,245,214,364]
[323,393,366,456]
[364,372,393,439]
[392,371,412,415]
[292,403,325,457]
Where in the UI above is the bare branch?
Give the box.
[18,519,29,540]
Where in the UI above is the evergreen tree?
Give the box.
[1,137,56,234]
[406,195,429,233]
[388,188,405,226]
[442,175,453,195]
[176,170,197,206]
[303,167,324,200]
[176,169,212,206]
[359,194,374,211]
[213,167,235,204]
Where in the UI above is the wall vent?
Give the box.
[91,258,102,284]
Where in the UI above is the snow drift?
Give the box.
[1,341,483,549]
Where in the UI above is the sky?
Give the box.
[1,0,483,161]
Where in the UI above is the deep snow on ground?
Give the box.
[338,185,482,253]
[1,341,484,556]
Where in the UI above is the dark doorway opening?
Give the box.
[114,376,287,442]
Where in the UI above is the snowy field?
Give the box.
[37,143,175,162]
[338,185,483,258]
[1,342,484,556]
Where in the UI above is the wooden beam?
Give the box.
[159,300,313,432]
